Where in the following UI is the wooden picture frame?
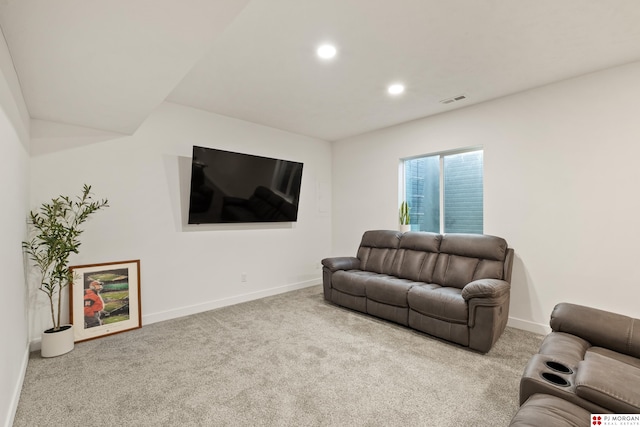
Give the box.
[69,259,141,342]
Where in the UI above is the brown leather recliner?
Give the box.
[322,230,514,352]
[519,303,640,414]
[510,304,640,426]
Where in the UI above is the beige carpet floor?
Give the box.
[14,285,543,426]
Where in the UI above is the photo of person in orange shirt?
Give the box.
[84,280,104,329]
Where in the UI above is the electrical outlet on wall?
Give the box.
[241,272,247,282]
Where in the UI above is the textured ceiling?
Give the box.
[2,0,640,142]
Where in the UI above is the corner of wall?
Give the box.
[0,27,30,150]
[3,345,30,427]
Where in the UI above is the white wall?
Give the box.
[332,61,640,333]
[0,31,30,427]
[28,101,332,339]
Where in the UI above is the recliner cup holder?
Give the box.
[544,361,573,374]
[541,372,570,387]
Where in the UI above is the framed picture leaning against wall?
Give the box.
[69,259,141,342]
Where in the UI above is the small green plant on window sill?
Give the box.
[399,201,410,225]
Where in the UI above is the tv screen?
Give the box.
[188,146,303,224]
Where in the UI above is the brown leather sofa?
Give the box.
[321,230,514,352]
[511,303,640,425]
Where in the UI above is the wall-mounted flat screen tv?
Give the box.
[188,146,303,224]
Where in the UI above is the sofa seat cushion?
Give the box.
[365,276,418,307]
[587,347,640,369]
[332,270,380,297]
[407,284,468,323]
[575,351,640,413]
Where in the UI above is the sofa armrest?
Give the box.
[550,303,640,359]
[461,279,510,301]
[321,257,360,272]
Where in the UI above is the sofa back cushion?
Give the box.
[392,232,441,282]
[356,230,402,274]
[432,234,509,289]
[551,303,640,359]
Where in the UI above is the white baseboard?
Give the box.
[28,281,546,349]
[29,337,41,352]
[4,344,30,427]
[27,280,322,350]
[142,279,321,326]
[507,316,551,336]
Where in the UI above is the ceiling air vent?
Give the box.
[440,94,467,105]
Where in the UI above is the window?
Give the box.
[402,148,483,234]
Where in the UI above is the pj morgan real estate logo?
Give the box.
[591,414,640,426]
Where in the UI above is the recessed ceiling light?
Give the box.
[387,84,405,95]
[317,44,337,59]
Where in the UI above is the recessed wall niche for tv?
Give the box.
[187,146,303,224]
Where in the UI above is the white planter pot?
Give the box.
[400,224,411,233]
[41,325,75,358]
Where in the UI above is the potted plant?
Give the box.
[399,201,411,232]
[22,184,108,357]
